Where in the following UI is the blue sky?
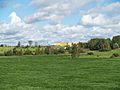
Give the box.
[0,0,120,45]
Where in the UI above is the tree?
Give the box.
[4,50,13,56]
[17,41,21,47]
[88,38,111,51]
[0,44,4,47]
[98,39,111,51]
[88,38,100,50]
[45,46,52,55]
[71,43,80,58]
[57,47,64,54]
[35,42,38,47]
[24,49,33,55]
[78,42,87,49]
[28,40,33,46]
[112,35,120,47]
[13,48,23,56]
[35,47,41,55]
[112,43,119,49]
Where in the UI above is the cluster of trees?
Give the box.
[0,35,119,58]
[88,38,112,51]
[3,46,66,56]
[88,35,120,51]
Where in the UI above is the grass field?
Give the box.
[0,55,120,90]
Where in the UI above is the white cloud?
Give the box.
[81,14,111,26]
[87,2,120,15]
[1,4,120,45]
[83,2,120,24]
[0,12,39,45]
[24,3,71,23]
[42,23,120,43]
[9,12,21,25]
[25,0,97,23]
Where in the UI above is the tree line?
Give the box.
[0,35,120,58]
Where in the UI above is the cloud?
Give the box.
[81,14,111,26]
[24,0,97,23]
[1,1,120,45]
[24,3,71,23]
[24,11,63,24]
[0,12,39,45]
[1,11,120,45]
[42,24,120,43]
[80,2,120,27]
[9,12,21,24]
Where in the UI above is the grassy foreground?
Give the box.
[0,55,120,90]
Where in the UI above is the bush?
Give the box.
[87,52,94,55]
[79,49,85,53]
[53,49,59,55]
[35,48,41,55]
[4,50,14,56]
[110,53,120,58]
[24,49,33,55]
[0,53,4,56]
[58,47,65,54]
[16,50,23,56]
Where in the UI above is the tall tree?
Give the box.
[28,40,33,46]
[17,41,21,47]
[71,43,80,58]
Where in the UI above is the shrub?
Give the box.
[58,47,65,54]
[4,50,14,56]
[0,53,4,56]
[79,49,85,53]
[24,49,33,55]
[110,53,120,58]
[53,49,59,55]
[87,52,94,55]
[16,49,23,56]
[35,48,41,55]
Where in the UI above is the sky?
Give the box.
[0,0,120,45]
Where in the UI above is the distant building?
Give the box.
[54,42,78,47]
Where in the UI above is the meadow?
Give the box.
[0,50,120,90]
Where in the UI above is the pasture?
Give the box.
[0,54,120,90]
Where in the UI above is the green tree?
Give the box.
[112,35,120,47]
[45,46,52,55]
[71,43,80,58]
[112,43,119,49]
[17,41,21,47]
[35,47,41,55]
[24,49,33,55]
[88,38,111,51]
[98,39,111,51]
[28,40,33,47]
[88,38,100,50]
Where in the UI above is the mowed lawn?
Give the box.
[0,56,120,90]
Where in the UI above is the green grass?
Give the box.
[0,55,120,90]
[80,49,120,58]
